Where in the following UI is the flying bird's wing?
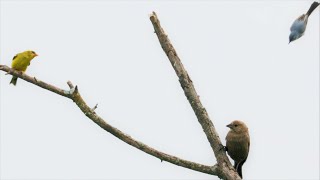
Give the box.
[290,16,307,33]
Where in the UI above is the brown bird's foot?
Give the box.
[219,144,228,152]
[223,146,228,152]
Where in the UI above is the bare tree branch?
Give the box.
[149,12,241,180]
[0,64,218,176]
[0,11,243,180]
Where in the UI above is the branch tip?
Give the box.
[67,81,74,89]
[149,11,156,17]
[75,85,78,93]
[149,11,158,22]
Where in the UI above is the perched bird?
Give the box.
[225,120,250,179]
[10,50,38,85]
[289,1,319,43]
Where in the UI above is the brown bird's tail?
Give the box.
[10,76,18,86]
[306,1,319,16]
[234,160,246,179]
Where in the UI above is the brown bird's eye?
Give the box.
[31,51,35,54]
[234,124,238,127]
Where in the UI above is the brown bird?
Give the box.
[225,120,250,179]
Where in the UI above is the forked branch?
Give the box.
[0,11,241,180]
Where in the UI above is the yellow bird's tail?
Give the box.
[10,76,18,86]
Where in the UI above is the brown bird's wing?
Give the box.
[306,1,319,16]
[237,137,250,178]
[234,140,249,176]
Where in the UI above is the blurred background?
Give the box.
[0,1,319,179]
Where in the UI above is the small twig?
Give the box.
[74,85,78,94]
[92,103,98,111]
[67,81,74,89]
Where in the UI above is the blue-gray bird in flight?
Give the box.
[289,1,319,43]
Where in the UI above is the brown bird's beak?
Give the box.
[226,124,232,128]
[34,53,38,56]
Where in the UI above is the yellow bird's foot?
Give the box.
[5,69,13,75]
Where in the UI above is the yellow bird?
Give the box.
[10,50,38,86]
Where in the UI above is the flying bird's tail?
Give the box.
[306,1,319,16]
[10,76,18,86]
